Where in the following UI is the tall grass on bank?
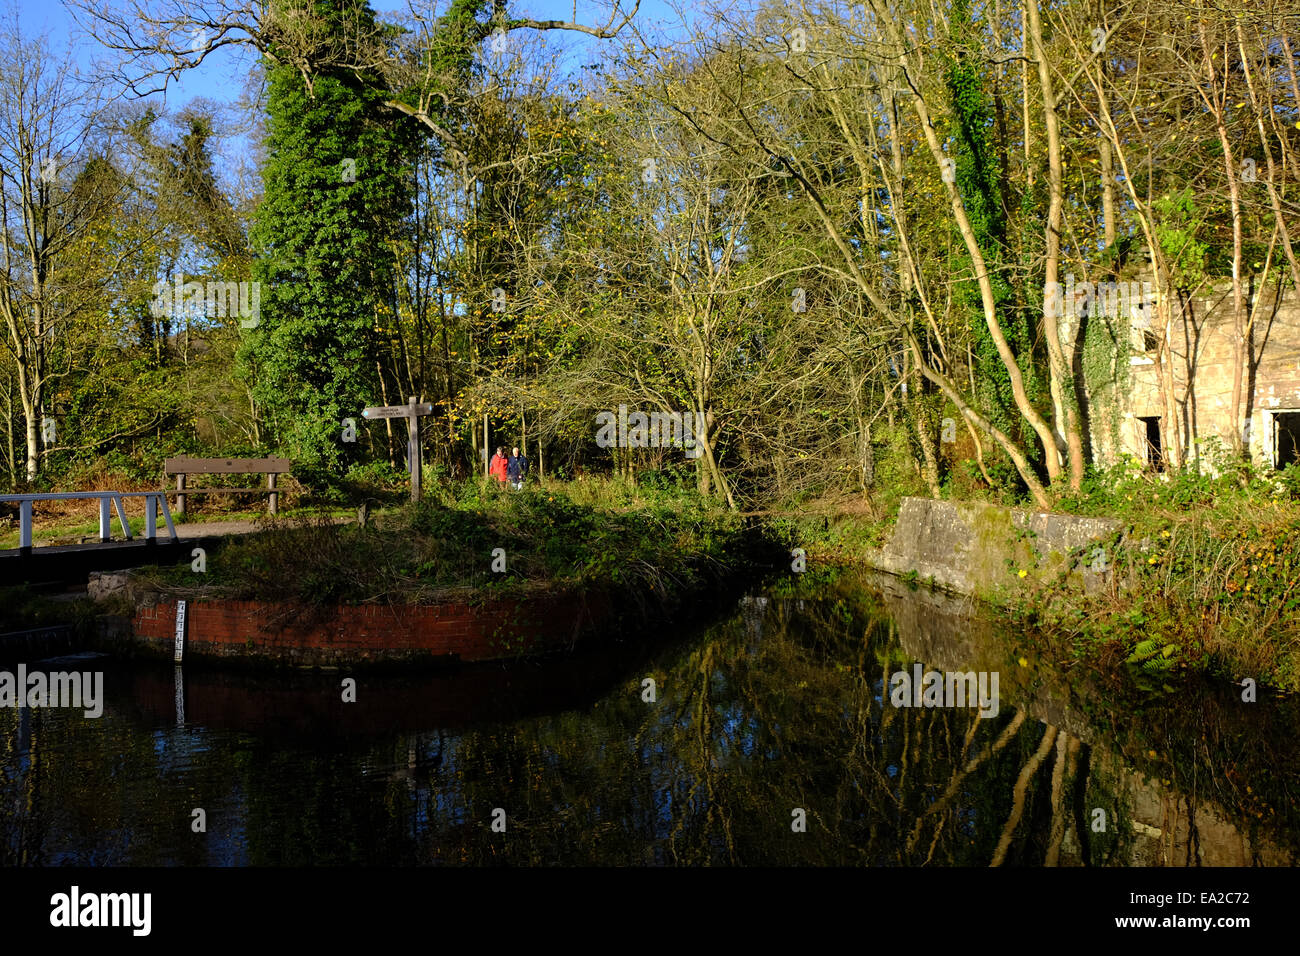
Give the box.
[1021,458,1300,693]
[137,480,762,613]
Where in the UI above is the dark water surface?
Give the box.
[3,572,1298,865]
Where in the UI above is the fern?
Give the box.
[1127,638,1160,663]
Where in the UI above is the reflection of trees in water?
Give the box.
[1,703,238,865]
[3,578,1297,864]
[0,706,41,865]
[362,587,1110,865]
[0,604,1104,865]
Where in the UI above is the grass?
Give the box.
[1007,459,1300,693]
[766,492,902,564]
[132,478,771,613]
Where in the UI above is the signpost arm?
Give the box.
[363,402,430,502]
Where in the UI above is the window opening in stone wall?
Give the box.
[1138,416,1164,471]
[1273,412,1300,469]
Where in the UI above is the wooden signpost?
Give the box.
[362,396,433,501]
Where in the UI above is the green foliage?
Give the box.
[1273,462,1300,499]
[1079,298,1132,458]
[1026,460,1300,692]
[1151,188,1210,289]
[242,0,423,487]
[139,481,761,608]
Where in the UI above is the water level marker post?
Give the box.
[174,599,187,663]
[174,665,185,728]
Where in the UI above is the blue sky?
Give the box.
[20,0,695,113]
[11,0,702,191]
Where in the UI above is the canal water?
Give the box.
[2,571,1297,865]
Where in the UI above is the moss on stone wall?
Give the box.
[1081,303,1133,464]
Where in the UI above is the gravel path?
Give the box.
[10,515,353,548]
[172,516,353,538]
[172,520,269,537]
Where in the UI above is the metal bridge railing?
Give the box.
[0,491,179,553]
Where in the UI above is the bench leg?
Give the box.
[176,473,186,516]
[268,472,277,515]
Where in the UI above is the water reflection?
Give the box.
[2,574,1297,865]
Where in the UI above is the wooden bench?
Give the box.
[164,457,292,516]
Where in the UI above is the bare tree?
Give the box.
[67,0,641,176]
[0,19,127,482]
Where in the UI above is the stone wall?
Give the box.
[867,497,1122,596]
[1086,279,1300,469]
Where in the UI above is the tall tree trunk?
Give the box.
[904,328,1052,508]
[901,59,1063,483]
[22,392,38,483]
[914,409,943,498]
[1239,23,1300,322]
[2,373,13,488]
[1025,0,1085,491]
[906,354,942,496]
[695,408,734,509]
[1100,139,1117,253]
[1197,22,1248,459]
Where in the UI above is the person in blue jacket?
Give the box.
[506,446,529,490]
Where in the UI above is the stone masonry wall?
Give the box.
[1089,280,1300,468]
[867,497,1121,596]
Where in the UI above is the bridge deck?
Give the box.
[1,535,216,585]
[1,519,346,585]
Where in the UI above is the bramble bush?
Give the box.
[1025,459,1300,692]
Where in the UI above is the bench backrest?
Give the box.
[165,456,292,475]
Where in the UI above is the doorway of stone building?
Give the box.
[1270,410,1300,469]
[1138,416,1164,472]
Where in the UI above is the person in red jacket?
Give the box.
[489,446,509,484]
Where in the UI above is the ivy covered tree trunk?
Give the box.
[241,0,420,487]
[943,0,1047,485]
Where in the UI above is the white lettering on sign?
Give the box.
[362,403,433,420]
[174,600,187,663]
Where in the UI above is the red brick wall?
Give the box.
[129,590,615,667]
